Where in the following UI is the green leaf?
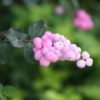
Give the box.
[6,28,28,48]
[78,85,100,99]
[24,42,34,64]
[0,84,3,91]
[2,86,16,97]
[28,20,47,38]
[0,42,13,64]
[0,93,7,100]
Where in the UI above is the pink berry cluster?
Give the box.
[32,31,93,68]
[74,9,94,30]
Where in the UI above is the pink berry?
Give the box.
[70,44,77,50]
[68,51,76,61]
[42,38,52,47]
[75,53,81,60]
[54,50,62,58]
[64,50,76,61]
[54,41,64,50]
[44,31,53,40]
[64,39,71,45]
[53,34,61,41]
[76,47,81,53]
[42,47,49,55]
[82,51,90,59]
[74,47,81,54]
[60,35,66,41]
[33,37,42,49]
[34,50,42,60]
[33,48,38,52]
[62,44,70,53]
[76,60,86,68]
[40,57,50,67]
[86,58,93,67]
[45,51,58,62]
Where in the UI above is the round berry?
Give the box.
[44,31,53,40]
[42,38,52,47]
[42,47,49,54]
[82,51,90,59]
[45,51,58,62]
[40,57,50,67]
[34,50,42,60]
[33,37,42,49]
[76,60,86,68]
[53,33,61,41]
[54,41,64,50]
[86,58,93,67]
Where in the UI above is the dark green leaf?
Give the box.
[24,42,34,64]
[6,28,28,48]
[28,20,47,38]
[0,42,13,64]
[2,86,16,97]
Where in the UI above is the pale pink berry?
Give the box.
[60,35,66,41]
[82,51,90,59]
[64,39,71,45]
[68,51,76,61]
[49,47,56,52]
[33,37,42,49]
[54,41,64,50]
[75,53,81,60]
[45,52,58,62]
[76,60,86,68]
[42,38,52,47]
[40,57,50,67]
[74,47,81,54]
[64,51,76,61]
[53,33,61,41]
[76,47,81,53]
[62,45,70,53]
[70,44,77,50]
[86,58,93,67]
[34,50,42,60]
[54,50,62,58]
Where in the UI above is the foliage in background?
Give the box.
[0,0,100,100]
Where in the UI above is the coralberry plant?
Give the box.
[33,31,93,68]
[73,9,94,30]
[0,20,93,68]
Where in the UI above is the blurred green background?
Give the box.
[0,0,100,100]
